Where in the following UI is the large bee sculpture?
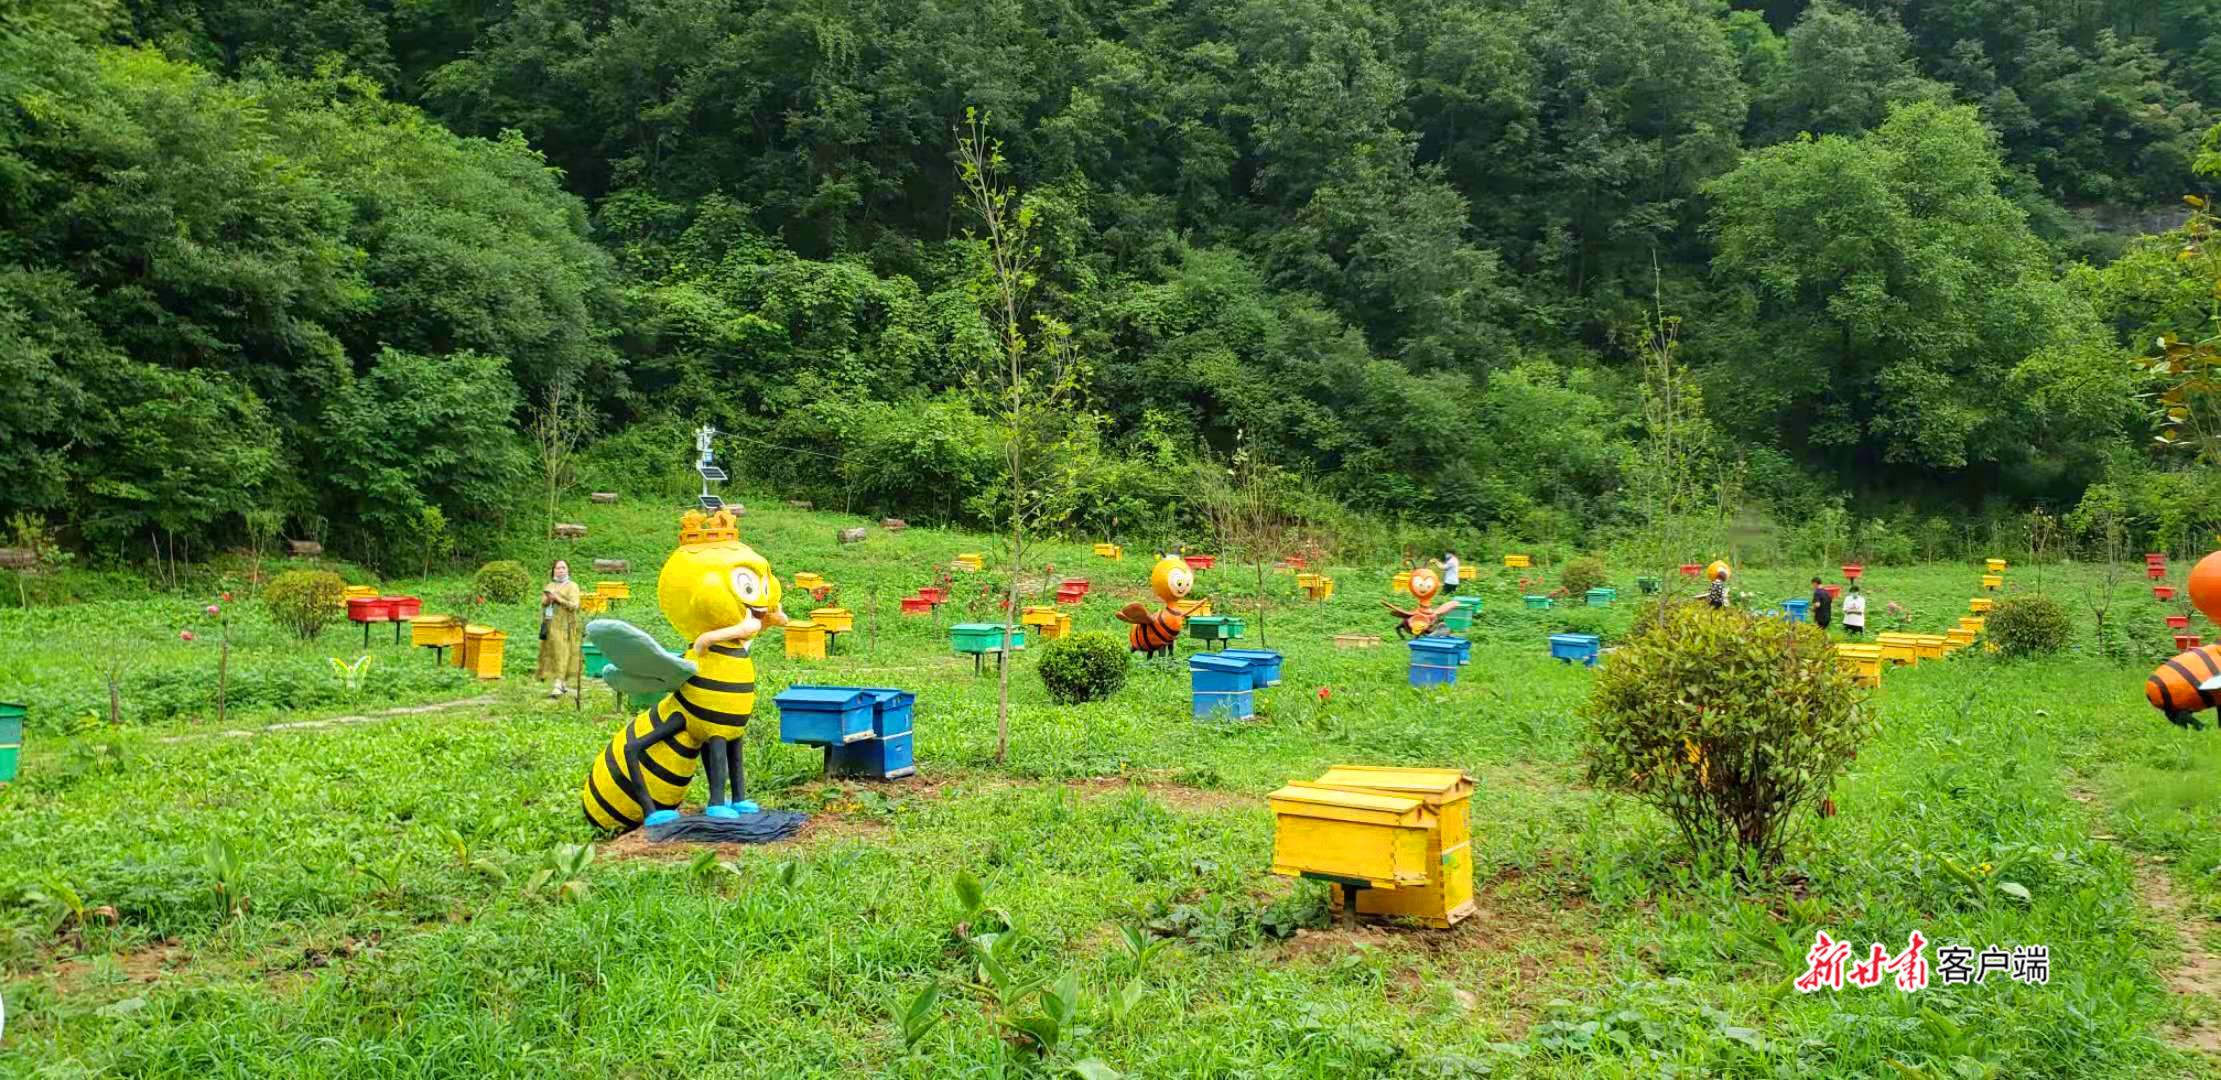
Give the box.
[580,508,786,831]
[1383,566,1459,639]
[1117,556,1203,659]
[2152,550,2221,730]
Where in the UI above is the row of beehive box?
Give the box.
[1833,615,1987,686]
[1269,765,1476,928]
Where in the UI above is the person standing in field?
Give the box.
[1439,551,1461,595]
[1810,576,1832,631]
[1842,585,1867,636]
[537,559,584,697]
[1706,565,1729,609]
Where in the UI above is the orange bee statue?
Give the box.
[1117,556,1201,658]
[2152,550,2221,728]
[1383,565,1459,639]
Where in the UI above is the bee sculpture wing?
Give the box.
[2203,674,2221,692]
[1114,602,1154,626]
[587,618,697,695]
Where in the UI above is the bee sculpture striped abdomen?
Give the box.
[2148,644,2221,728]
[583,698,701,830]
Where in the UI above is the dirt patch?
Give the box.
[156,695,498,743]
[47,939,188,996]
[2135,859,2221,1056]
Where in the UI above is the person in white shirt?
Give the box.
[1841,585,1867,636]
[1439,551,1461,594]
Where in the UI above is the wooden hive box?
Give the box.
[784,621,827,660]
[1310,765,1476,928]
[1268,782,1437,901]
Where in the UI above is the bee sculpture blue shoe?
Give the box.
[643,809,681,826]
[703,803,740,819]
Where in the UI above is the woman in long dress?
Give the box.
[537,559,584,696]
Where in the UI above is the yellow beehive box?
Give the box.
[1391,571,1413,594]
[1981,574,2003,591]
[340,583,378,607]
[784,620,827,660]
[595,580,630,600]
[1877,632,1922,666]
[793,571,827,591]
[1310,766,1476,928]
[1092,543,1122,560]
[580,592,609,615]
[954,554,983,573]
[1914,634,1947,661]
[1054,612,1072,638]
[1020,607,1061,631]
[1175,598,1214,617]
[410,615,463,648]
[1958,616,1985,635]
[1503,554,1532,569]
[1985,558,2007,573]
[1833,643,1884,688]
[1296,573,1323,590]
[461,625,504,679]
[1969,597,1994,613]
[809,607,854,634]
[1944,628,1975,651]
[1332,633,1380,649]
[1268,782,1437,892]
[1314,576,1336,601]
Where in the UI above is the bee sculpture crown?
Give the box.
[678,508,740,547]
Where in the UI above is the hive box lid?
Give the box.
[1408,636,1464,655]
[1217,649,1283,664]
[1312,765,1473,801]
[1188,654,1253,674]
[1267,781,1427,823]
[949,622,1006,632]
[809,607,852,616]
[805,685,916,710]
[1548,634,1601,647]
[773,687,876,710]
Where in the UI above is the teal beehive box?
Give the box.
[0,701,22,783]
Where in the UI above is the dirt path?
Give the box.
[2134,859,2221,1056]
[154,695,497,743]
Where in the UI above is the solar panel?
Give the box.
[697,464,728,482]
[697,494,724,511]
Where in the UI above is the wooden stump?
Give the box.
[287,539,324,558]
[1332,634,1381,650]
[880,518,908,531]
[589,492,618,504]
[553,523,587,540]
[593,559,629,574]
[837,527,868,545]
[0,548,35,570]
[785,499,814,510]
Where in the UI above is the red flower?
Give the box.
[205,604,221,616]
[179,630,195,642]
[221,592,232,602]
[1316,686,1331,702]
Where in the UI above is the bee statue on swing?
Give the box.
[1383,565,1459,639]
[578,444,807,840]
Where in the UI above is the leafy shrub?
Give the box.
[1581,601,1874,863]
[1035,632,1130,705]
[1989,593,2072,657]
[263,570,344,640]
[476,560,532,604]
[1562,556,1608,598]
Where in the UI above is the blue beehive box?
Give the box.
[1217,649,1284,687]
[1409,636,1462,687]
[1189,654,1255,719]
[1782,598,1810,622]
[1549,633,1601,667]
[808,686,915,736]
[1450,635,1473,665]
[829,730,916,780]
[774,686,878,745]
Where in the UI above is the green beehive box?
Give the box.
[0,702,22,784]
[952,623,1024,654]
[1438,606,1474,631]
[1453,595,1483,612]
[1585,588,1617,605]
[1522,595,1554,610]
[1187,615,1245,641]
[1635,576,1659,594]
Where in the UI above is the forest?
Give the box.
[5,0,2221,570]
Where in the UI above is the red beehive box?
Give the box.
[2156,585,2179,601]
[1821,585,1843,600]
[1841,564,1864,580]
[1185,555,1216,570]
[2149,565,2168,579]
[900,596,933,616]
[2147,553,2168,564]
[347,597,392,622]
[1055,585,1086,604]
[2167,614,2191,630]
[1059,578,1090,596]
[2177,633,2204,651]
[1680,564,1701,577]
[384,596,421,619]
[916,586,946,604]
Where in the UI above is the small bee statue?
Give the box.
[580,508,786,831]
[2150,549,2221,730]
[1117,556,1202,659]
[1382,565,1458,639]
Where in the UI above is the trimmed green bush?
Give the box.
[1035,631,1131,705]
[1989,593,2072,658]
[1562,556,1608,598]
[1582,601,1873,863]
[475,560,532,604]
[263,570,345,640]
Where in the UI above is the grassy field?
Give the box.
[3,499,2220,1077]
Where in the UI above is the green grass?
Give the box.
[2,500,2218,1076]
